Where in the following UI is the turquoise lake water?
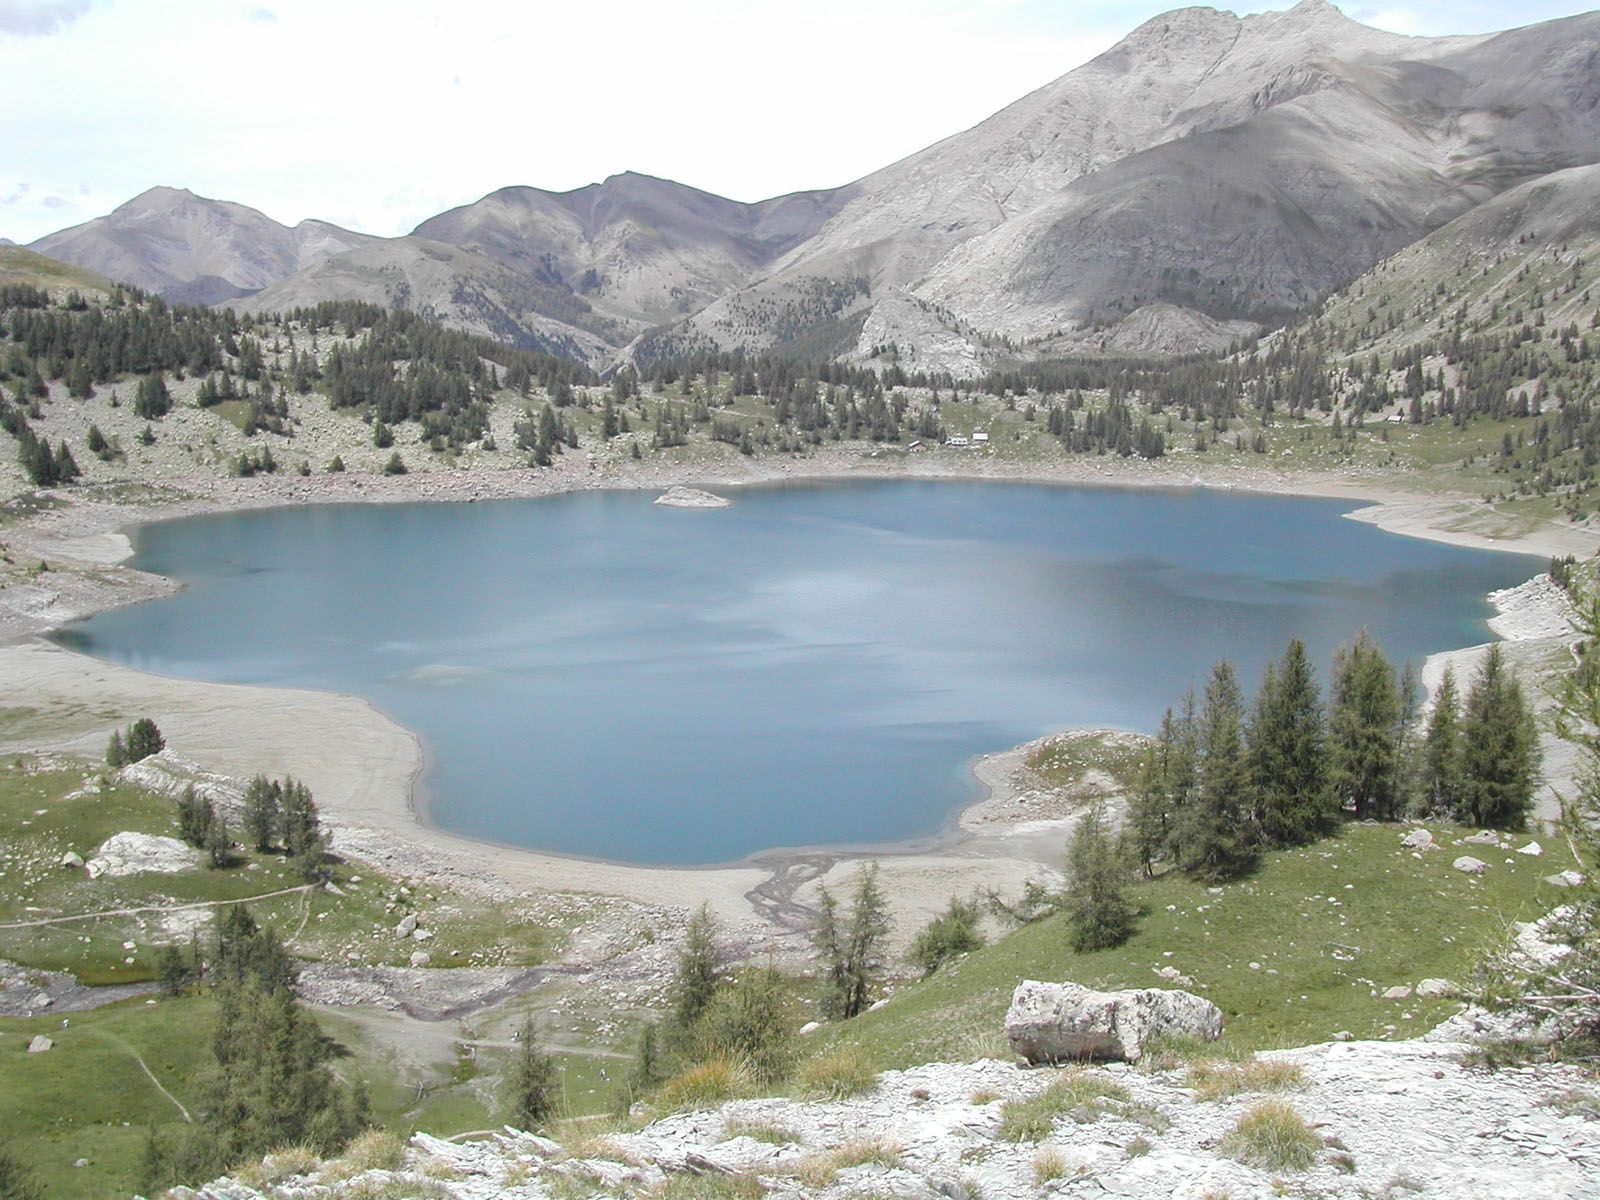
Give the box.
[57,481,1543,865]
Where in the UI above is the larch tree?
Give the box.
[1421,665,1464,817]
[1459,645,1541,829]
[1327,630,1402,820]
[1182,660,1258,882]
[1064,801,1136,951]
[812,862,892,1020]
[1248,639,1331,847]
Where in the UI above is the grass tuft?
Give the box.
[796,1046,877,1100]
[1219,1100,1323,1172]
[721,1117,800,1145]
[792,1138,903,1187]
[997,1069,1131,1141]
[1186,1058,1306,1100]
[656,1059,751,1113]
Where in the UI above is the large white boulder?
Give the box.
[1005,980,1223,1064]
[85,832,203,879]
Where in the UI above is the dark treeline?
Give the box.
[140,905,369,1193]
[1132,633,1540,884]
[0,290,594,468]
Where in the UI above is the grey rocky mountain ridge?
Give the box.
[29,186,382,306]
[26,1,1600,373]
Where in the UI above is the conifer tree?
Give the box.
[1248,639,1331,847]
[106,728,127,768]
[1182,660,1258,882]
[669,905,720,1047]
[813,862,891,1019]
[1327,630,1402,820]
[504,1015,559,1131]
[1459,645,1541,829]
[1421,665,1463,816]
[1063,801,1136,951]
[242,775,280,853]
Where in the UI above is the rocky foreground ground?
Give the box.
[161,1030,1598,1200]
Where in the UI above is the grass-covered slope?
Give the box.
[819,822,1577,1070]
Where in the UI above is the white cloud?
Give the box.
[1352,7,1431,34]
[0,0,1587,244]
[0,0,95,37]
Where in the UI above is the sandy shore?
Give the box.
[0,452,1587,938]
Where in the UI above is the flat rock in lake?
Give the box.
[653,486,730,509]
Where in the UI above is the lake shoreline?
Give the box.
[0,453,1586,934]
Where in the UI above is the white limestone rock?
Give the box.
[85,831,203,879]
[1004,979,1222,1064]
[1400,828,1435,850]
[27,1035,53,1053]
[1453,855,1489,875]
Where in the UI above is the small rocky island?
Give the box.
[654,486,732,509]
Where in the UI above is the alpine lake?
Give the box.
[57,480,1544,865]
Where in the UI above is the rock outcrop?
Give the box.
[162,1036,1600,1200]
[1004,979,1223,1064]
[84,831,203,879]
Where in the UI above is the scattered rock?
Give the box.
[798,1021,821,1035]
[1463,831,1501,846]
[1005,979,1223,1064]
[1400,828,1435,850]
[654,486,731,509]
[1383,985,1413,1000]
[395,914,418,938]
[1416,978,1458,998]
[85,831,204,879]
[1545,870,1585,888]
[27,1035,52,1053]
[59,850,84,869]
[1453,855,1488,875]
[409,951,431,968]
[1516,841,1542,857]
[1332,1030,1355,1041]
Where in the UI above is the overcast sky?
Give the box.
[1,0,1592,243]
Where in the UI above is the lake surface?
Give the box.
[59,481,1542,865]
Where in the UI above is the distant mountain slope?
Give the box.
[28,187,381,305]
[680,1,1600,370]
[0,246,117,295]
[23,2,1600,373]
[1293,161,1600,360]
[231,237,616,364]
[412,172,853,330]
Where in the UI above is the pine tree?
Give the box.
[125,717,164,762]
[279,778,326,877]
[1182,661,1258,882]
[1063,801,1136,951]
[813,862,891,1020]
[242,775,281,853]
[133,372,170,420]
[704,960,791,1085]
[106,729,127,768]
[1327,630,1402,820]
[1248,639,1331,847]
[669,905,720,1047]
[176,785,214,848]
[1459,645,1541,829]
[504,1016,559,1131]
[1421,666,1463,816]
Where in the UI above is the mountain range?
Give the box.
[25,0,1600,374]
